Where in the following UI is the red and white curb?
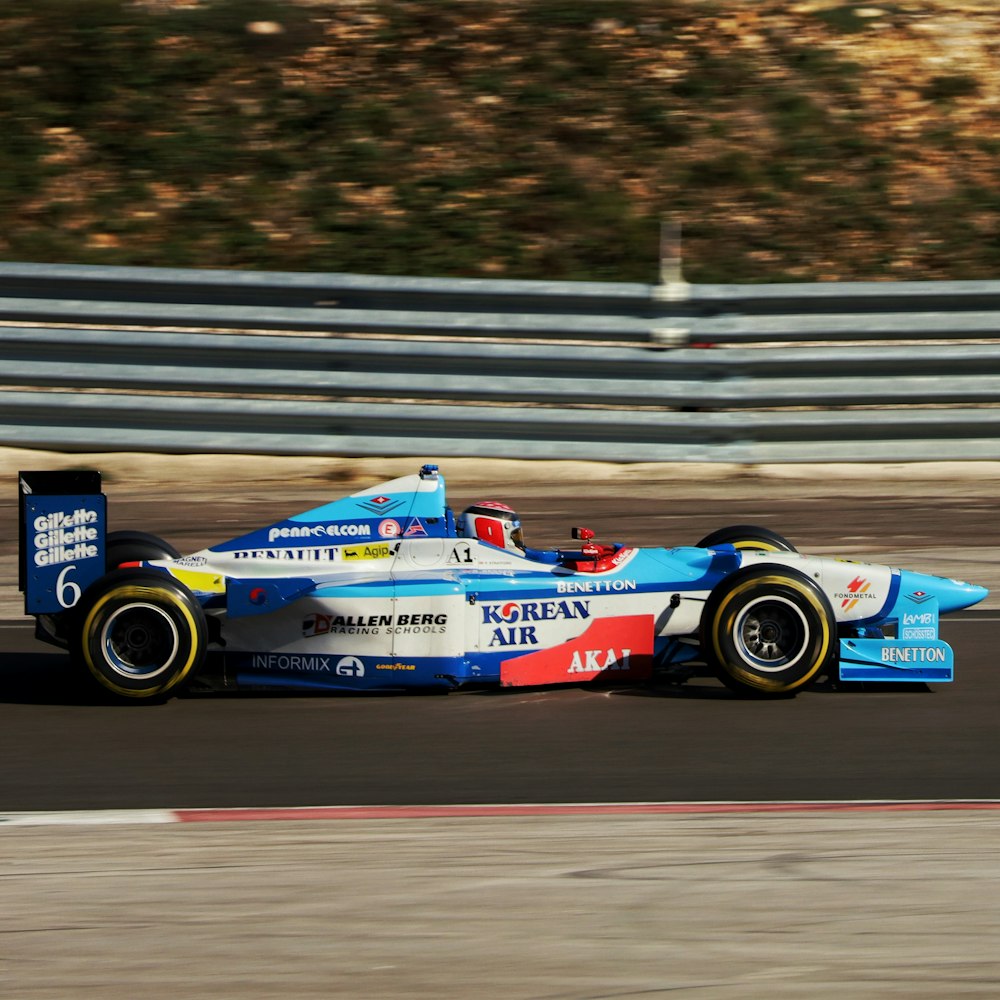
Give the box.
[3,800,1000,826]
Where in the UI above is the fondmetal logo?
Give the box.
[837,576,876,612]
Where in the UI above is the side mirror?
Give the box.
[571,526,595,541]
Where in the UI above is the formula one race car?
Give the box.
[18,464,988,701]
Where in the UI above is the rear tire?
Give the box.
[106,530,180,570]
[701,565,834,696]
[696,525,797,553]
[73,569,206,699]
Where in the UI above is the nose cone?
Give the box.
[897,570,989,614]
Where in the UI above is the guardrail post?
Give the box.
[655,217,690,303]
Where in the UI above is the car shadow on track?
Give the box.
[0,652,743,705]
[0,653,931,706]
[608,681,788,701]
[607,677,932,699]
[0,651,167,707]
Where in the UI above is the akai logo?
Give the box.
[500,615,653,687]
[567,648,633,673]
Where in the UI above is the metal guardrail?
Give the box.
[4,389,1000,463]
[6,326,1000,408]
[2,262,1000,461]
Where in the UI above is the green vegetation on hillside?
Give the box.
[1,0,998,282]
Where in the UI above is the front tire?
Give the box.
[696,525,797,553]
[73,569,206,699]
[701,565,835,696]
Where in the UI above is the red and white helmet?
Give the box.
[458,501,525,552]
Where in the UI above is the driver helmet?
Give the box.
[458,501,524,552]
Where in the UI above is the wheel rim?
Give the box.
[99,602,180,680]
[733,595,809,672]
[733,540,781,552]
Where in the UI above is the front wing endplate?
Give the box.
[838,638,953,683]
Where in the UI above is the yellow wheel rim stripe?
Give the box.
[83,584,201,698]
[711,574,831,692]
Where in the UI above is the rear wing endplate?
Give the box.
[18,470,106,615]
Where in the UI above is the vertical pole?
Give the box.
[655,216,689,308]
[659,216,684,286]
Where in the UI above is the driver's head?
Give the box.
[458,501,524,552]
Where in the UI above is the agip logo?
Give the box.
[342,542,394,561]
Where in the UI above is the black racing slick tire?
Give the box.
[701,565,835,696]
[106,530,181,570]
[696,525,797,553]
[73,569,207,699]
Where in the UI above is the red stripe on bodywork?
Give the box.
[500,614,653,687]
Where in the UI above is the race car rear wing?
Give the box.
[18,470,106,615]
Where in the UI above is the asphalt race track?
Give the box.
[0,614,995,811]
[2,476,998,812]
